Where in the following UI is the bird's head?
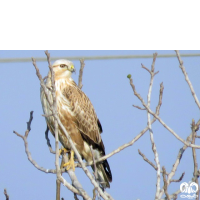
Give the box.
[52,59,75,79]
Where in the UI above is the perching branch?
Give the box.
[61,154,91,199]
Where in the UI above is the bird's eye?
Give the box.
[60,64,66,68]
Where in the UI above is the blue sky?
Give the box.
[0,50,200,200]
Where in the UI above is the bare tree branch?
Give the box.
[138,149,169,174]
[141,63,151,74]
[4,189,9,200]
[191,119,199,200]
[175,50,200,110]
[44,50,61,200]
[78,59,85,89]
[27,111,33,131]
[162,166,170,200]
[142,53,161,199]
[14,111,58,172]
[90,146,101,200]
[45,125,56,154]
[170,172,185,183]
[133,105,146,110]
[61,154,91,199]
[92,188,97,200]
[13,112,83,196]
[161,169,199,200]
[74,193,79,200]
[158,120,200,198]
[32,58,53,110]
[90,146,98,181]
[138,149,157,171]
[56,179,61,200]
[13,113,63,174]
[129,76,200,149]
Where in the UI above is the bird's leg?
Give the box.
[63,150,75,171]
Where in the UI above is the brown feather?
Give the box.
[63,81,102,146]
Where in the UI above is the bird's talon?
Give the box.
[62,150,75,171]
[59,147,68,156]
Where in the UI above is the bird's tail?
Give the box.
[92,159,112,188]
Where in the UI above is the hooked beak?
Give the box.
[70,65,76,73]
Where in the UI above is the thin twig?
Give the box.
[191,119,199,200]
[138,149,157,171]
[92,188,97,200]
[45,126,56,154]
[161,170,199,200]
[162,166,170,200]
[175,50,200,110]
[78,59,85,89]
[138,149,169,174]
[141,63,151,74]
[32,58,53,109]
[27,111,33,132]
[4,189,9,200]
[74,193,79,200]
[133,105,146,110]
[13,113,66,175]
[170,172,185,183]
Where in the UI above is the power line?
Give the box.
[0,53,200,63]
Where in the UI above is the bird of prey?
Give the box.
[40,59,112,188]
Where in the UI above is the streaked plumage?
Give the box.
[40,59,112,188]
